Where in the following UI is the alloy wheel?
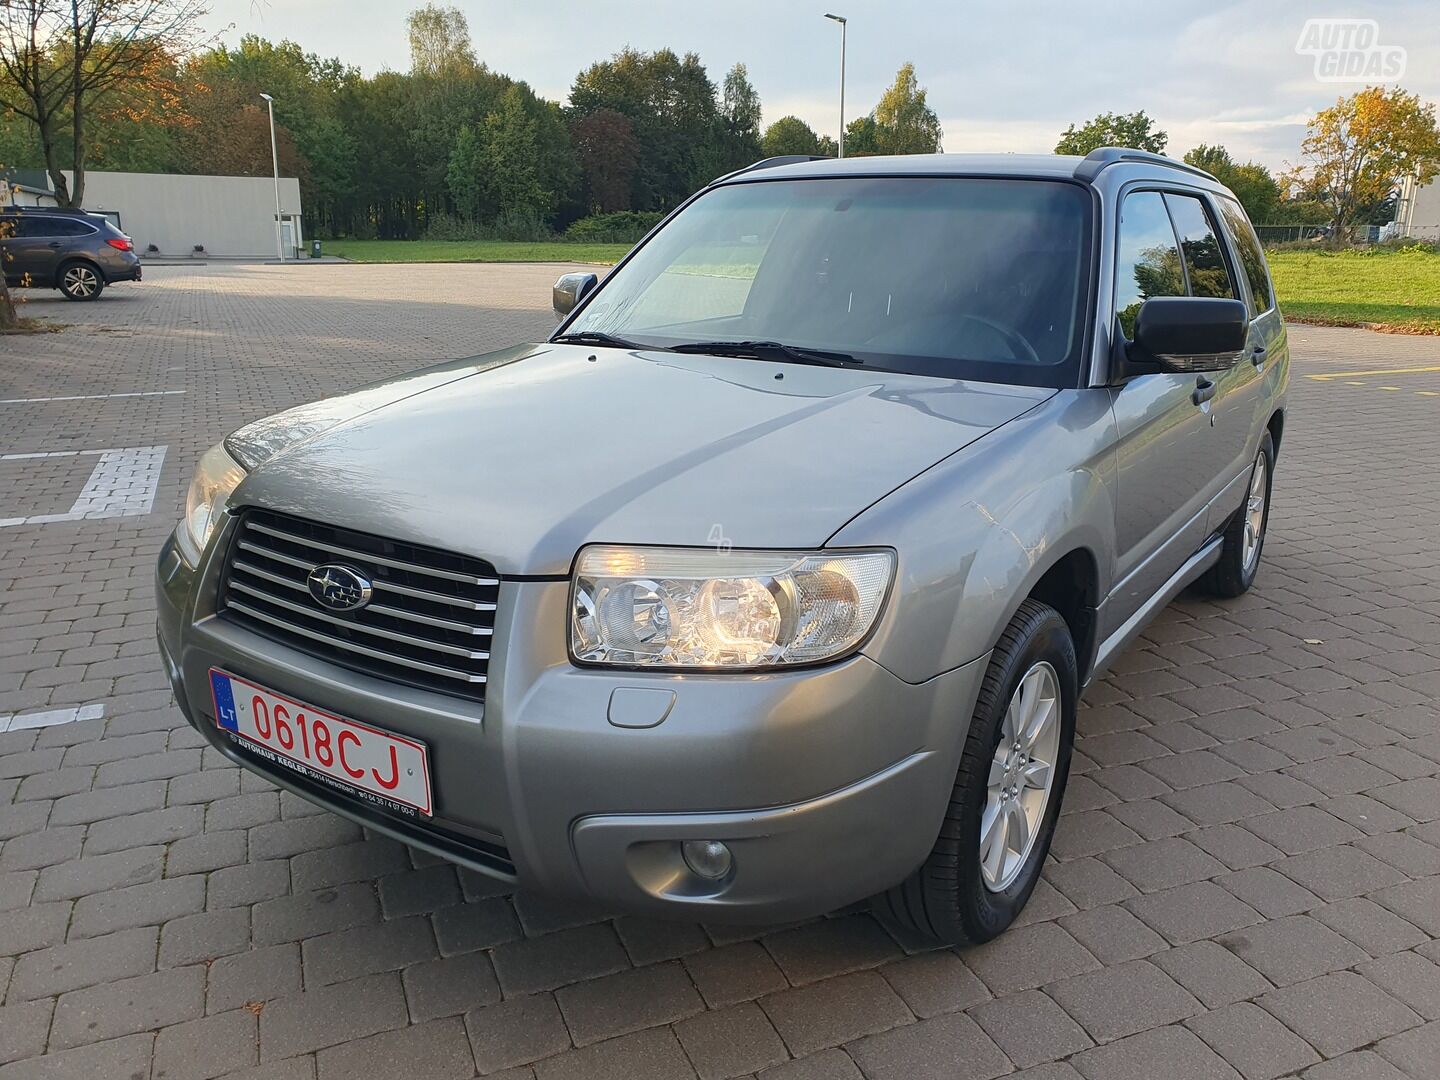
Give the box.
[63,265,99,299]
[980,660,1062,892]
[1242,451,1268,573]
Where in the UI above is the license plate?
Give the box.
[209,669,432,816]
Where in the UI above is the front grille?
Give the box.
[219,509,497,700]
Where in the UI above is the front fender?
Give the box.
[836,390,1117,685]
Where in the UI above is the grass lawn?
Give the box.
[324,239,631,264]
[1269,247,1440,334]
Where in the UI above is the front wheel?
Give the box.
[875,598,1077,945]
[59,262,104,301]
[1197,431,1274,598]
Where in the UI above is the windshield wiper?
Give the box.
[667,340,864,368]
[551,330,649,349]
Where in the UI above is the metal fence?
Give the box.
[1254,224,1379,246]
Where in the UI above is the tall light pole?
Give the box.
[824,13,847,158]
[259,92,284,260]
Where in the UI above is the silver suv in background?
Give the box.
[0,206,142,300]
[157,148,1288,944]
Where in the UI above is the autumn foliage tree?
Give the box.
[193,98,308,181]
[0,0,212,207]
[1291,85,1440,235]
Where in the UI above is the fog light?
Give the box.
[681,839,733,880]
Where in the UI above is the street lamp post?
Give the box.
[824,13,847,158]
[259,92,284,260]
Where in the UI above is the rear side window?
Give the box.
[6,215,95,238]
[50,218,96,237]
[1216,196,1273,315]
[1114,191,1185,338]
[7,216,48,238]
[1163,194,1236,301]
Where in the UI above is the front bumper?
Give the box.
[157,525,986,921]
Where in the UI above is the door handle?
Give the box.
[1192,376,1216,406]
[1251,344,1267,369]
[47,242,61,249]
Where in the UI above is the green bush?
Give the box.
[423,212,489,242]
[564,211,666,243]
[423,210,555,243]
[490,209,553,242]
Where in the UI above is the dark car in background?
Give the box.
[0,205,142,300]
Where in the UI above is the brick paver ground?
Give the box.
[1,263,1438,1079]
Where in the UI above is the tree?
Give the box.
[1055,110,1167,156]
[184,37,360,234]
[843,114,881,156]
[720,62,761,143]
[1183,144,1282,223]
[569,47,723,209]
[445,122,483,219]
[0,181,16,329]
[406,3,474,76]
[762,115,822,157]
[1293,85,1440,234]
[190,99,307,180]
[570,107,638,212]
[0,0,212,207]
[477,84,547,219]
[872,62,941,154]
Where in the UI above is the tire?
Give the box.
[875,598,1077,945]
[1196,431,1274,599]
[58,261,104,301]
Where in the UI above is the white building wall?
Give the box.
[1399,176,1440,241]
[62,171,303,257]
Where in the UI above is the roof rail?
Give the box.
[711,155,832,185]
[1073,147,1216,184]
[2,205,95,216]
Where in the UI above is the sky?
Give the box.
[205,0,1438,172]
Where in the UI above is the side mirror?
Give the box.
[553,272,598,319]
[1128,297,1248,374]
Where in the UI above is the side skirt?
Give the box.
[1085,534,1224,688]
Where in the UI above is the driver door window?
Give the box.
[1113,191,1184,338]
[1163,194,1237,300]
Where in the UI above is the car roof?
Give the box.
[717,148,1227,194]
[726,153,1087,181]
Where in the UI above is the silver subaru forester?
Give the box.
[157,148,1288,944]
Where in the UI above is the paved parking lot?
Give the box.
[1,263,1438,1080]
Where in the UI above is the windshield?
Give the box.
[562,176,1093,387]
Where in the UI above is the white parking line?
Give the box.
[0,445,168,527]
[0,390,186,405]
[0,703,105,733]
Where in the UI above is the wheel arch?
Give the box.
[1023,547,1101,684]
[1267,408,1285,459]
[56,256,106,289]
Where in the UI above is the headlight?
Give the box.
[571,546,894,669]
[178,442,246,564]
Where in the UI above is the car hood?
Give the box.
[231,343,1053,576]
